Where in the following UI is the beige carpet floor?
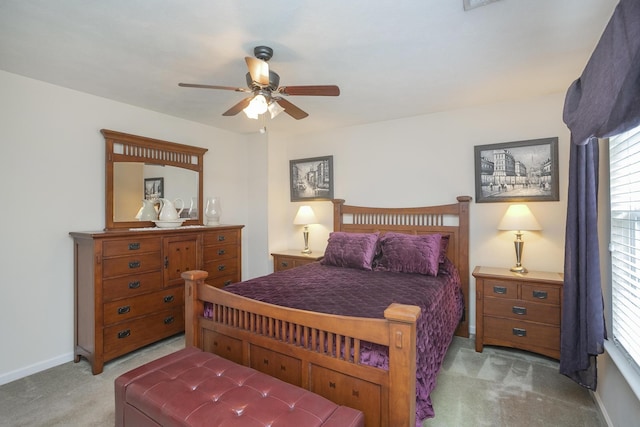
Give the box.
[0,334,606,426]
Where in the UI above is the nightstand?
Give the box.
[271,250,324,272]
[473,266,564,359]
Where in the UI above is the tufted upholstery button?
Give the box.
[115,346,364,427]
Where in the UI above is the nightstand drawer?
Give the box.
[483,280,518,299]
[521,283,561,305]
[484,317,560,353]
[484,298,560,325]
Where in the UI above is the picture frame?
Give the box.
[144,177,164,200]
[290,155,334,201]
[474,137,559,203]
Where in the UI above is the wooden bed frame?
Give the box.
[182,196,470,427]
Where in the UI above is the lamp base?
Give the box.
[510,265,528,274]
[301,248,312,254]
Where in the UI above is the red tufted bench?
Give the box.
[115,346,364,427]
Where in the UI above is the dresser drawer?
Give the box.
[483,316,560,352]
[102,252,162,278]
[204,229,240,246]
[103,287,184,325]
[102,237,161,257]
[203,243,237,261]
[521,283,561,305]
[206,274,237,289]
[103,308,184,360]
[204,258,239,279]
[483,297,560,325]
[102,271,163,301]
[483,280,518,299]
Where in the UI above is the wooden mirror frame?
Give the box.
[102,129,208,231]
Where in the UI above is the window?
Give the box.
[609,125,640,375]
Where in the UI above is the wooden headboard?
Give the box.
[332,196,471,337]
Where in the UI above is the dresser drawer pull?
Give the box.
[164,316,175,325]
[217,249,226,255]
[493,286,507,294]
[280,261,289,268]
[117,306,131,315]
[128,261,140,269]
[163,295,175,303]
[223,280,232,286]
[218,235,226,242]
[512,306,527,315]
[128,280,141,289]
[512,328,527,337]
[128,242,140,250]
[533,290,548,299]
[117,329,131,339]
[218,265,226,271]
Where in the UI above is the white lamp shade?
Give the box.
[293,205,318,225]
[497,204,542,231]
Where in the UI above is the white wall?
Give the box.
[0,70,255,384]
[268,92,571,330]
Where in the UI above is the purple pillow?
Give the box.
[321,232,379,270]
[376,232,442,276]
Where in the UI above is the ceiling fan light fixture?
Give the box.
[243,94,268,119]
[268,101,285,119]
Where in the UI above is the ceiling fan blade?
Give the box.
[279,85,340,96]
[276,98,309,120]
[245,57,270,86]
[222,97,253,116]
[178,83,249,92]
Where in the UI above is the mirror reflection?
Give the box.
[113,162,199,222]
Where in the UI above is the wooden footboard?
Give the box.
[182,270,420,427]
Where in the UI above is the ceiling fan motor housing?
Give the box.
[246,71,280,91]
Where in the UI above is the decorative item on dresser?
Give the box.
[70,225,243,375]
[473,265,563,359]
[271,250,324,272]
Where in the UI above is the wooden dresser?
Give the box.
[473,265,563,359]
[71,225,243,374]
[271,250,324,272]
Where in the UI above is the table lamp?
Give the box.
[497,204,542,273]
[293,205,318,254]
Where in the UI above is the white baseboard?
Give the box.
[592,390,613,427]
[0,352,74,386]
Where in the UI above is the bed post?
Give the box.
[181,270,208,349]
[332,199,345,232]
[455,195,471,338]
[384,303,421,427]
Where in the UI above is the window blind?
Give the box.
[610,125,640,374]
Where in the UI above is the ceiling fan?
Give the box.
[178,46,340,120]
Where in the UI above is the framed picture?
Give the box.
[474,137,559,203]
[144,177,164,200]
[290,155,334,201]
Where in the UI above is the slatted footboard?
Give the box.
[182,270,420,427]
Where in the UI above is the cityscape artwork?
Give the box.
[474,137,559,203]
[290,155,334,201]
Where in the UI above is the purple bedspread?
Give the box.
[217,259,464,422]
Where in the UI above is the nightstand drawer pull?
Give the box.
[218,235,226,242]
[117,329,131,339]
[163,295,174,303]
[128,242,140,250]
[128,261,140,269]
[128,280,141,289]
[223,280,232,286]
[532,290,548,299]
[217,249,226,255]
[280,261,289,268]
[512,306,527,315]
[512,328,527,337]
[218,265,226,271]
[493,286,507,294]
[164,316,175,325]
[117,305,131,315]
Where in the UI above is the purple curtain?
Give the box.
[561,0,640,390]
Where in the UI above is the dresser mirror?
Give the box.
[102,129,208,230]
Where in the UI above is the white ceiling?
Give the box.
[0,0,618,135]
